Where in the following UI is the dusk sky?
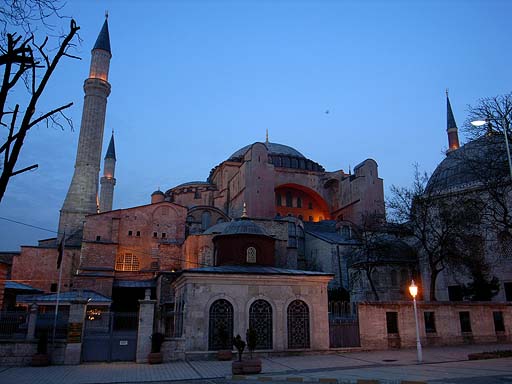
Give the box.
[0,0,510,250]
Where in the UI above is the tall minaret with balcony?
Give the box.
[59,17,112,241]
[99,133,116,212]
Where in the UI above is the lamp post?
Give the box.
[409,280,423,363]
[471,117,512,180]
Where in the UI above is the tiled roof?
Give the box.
[17,290,111,303]
[5,281,43,292]
[183,265,333,276]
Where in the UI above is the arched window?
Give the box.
[246,247,257,263]
[115,253,140,271]
[400,269,409,285]
[286,192,292,207]
[249,300,272,349]
[201,211,211,230]
[208,299,233,350]
[276,194,282,206]
[297,197,302,208]
[287,300,310,349]
[391,270,398,286]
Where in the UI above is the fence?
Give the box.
[35,312,69,339]
[0,311,29,339]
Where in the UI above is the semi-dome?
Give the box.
[228,142,305,162]
[425,134,510,196]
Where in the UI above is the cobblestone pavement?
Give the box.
[0,343,511,384]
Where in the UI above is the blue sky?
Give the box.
[0,0,510,250]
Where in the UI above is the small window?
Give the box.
[153,232,157,238]
[194,190,201,199]
[297,197,302,208]
[50,283,58,292]
[424,311,436,333]
[162,232,166,238]
[136,231,141,237]
[96,235,101,242]
[128,230,133,236]
[308,202,313,210]
[276,194,282,206]
[308,216,313,222]
[386,312,399,334]
[246,247,257,263]
[459,312,472,333]
[493,311,505,333]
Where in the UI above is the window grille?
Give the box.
[115,253,140,271]
[287,300,310,349]
[249,300,272,349]
[246,247,257,263]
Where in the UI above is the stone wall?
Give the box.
[359,302,512,350]
[0,340,66,366]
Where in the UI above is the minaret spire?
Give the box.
[59,17,112,241]
[265,129,269,144]
[100,133,117,212]
[445,89,460,154]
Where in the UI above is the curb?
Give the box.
[229,375,426,384]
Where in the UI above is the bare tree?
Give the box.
[463,92,512,140]
[0,1,79,202]
[388,165,481,301]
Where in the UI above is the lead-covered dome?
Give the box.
[228,142,305,161]
[216,218,270,237]
[425,134,510,196]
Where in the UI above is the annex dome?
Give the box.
[425,134,510,196]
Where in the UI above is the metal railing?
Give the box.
[0,311,29,339]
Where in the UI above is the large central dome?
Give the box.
[228,142,305,162]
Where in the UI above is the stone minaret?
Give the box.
[99,133,116,212]
[58,18,112,241]
[446,90,460,154]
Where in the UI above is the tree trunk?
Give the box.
[429,269,439,301]
[366,269,380,301]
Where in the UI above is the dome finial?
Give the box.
[242,202,248,218]
[105,10,109,19]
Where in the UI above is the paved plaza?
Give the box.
[0,344,511,384]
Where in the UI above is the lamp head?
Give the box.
[409,280,418,298]
[471,120,487,127]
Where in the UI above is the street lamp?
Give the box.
[471,117,512,180]
[409,280,423,363]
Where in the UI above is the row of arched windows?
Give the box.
[208,299,310,351]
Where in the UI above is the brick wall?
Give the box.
[358,302,512,350]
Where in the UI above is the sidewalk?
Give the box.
[0,343,511,384]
